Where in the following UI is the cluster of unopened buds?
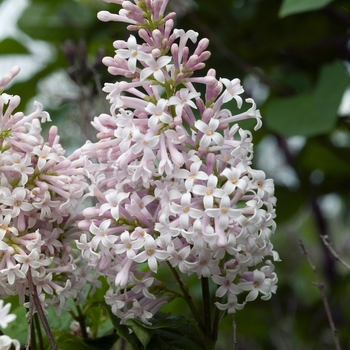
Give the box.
[0,67,90,312]
[75,0,279,326]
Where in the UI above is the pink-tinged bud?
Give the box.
[152,29,162,47]
[115,259,133,287]
[202,108,215,123]
[196,98,205,114]
[1,95,21,127]
[97,11,115,22]
[217,231,228,248]
[48,125,59,146]
[163,12,176,21]
[113,40,127,49]
[10,65,20,78]
[171,43,180,70]
[152,48,161,58]
[206,153,216,174]
[182,46,189,64]
[120,7,145,24]
[99,256,112,271]
[122,1,142,15]
[218,122,229,130]
[152,0,162,20]
[83,207,100,218]
[207,68,217,77]
[198,51,211,63]
[175,73,185,85]
[190,63,205,72]
[167,138,184,167]
[34,180,49,191]
[97,132,113,139]
[102,56,117,67]
[164,19,174,38]
[184,55,199,71]
[78,220,93,230]
[144,0,152,11]
[194,38,210,56]
[0,66,20,90]
[16,212,26,232]
[138,29,153,46]
[9,95,21,110]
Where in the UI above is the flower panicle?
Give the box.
[0,68,91,314]
[76,0,278,327]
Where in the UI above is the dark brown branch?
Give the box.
[311,199,337,284]
[25,295,33,350]
[299,240,341,350]
[27,268,58,350]
[321,235,350,270]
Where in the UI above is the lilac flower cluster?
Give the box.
[77,0,279,325]
[0,67,90,313]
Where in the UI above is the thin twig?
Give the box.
[26,295,33,350]
[166,262,205,333]
[211,299,221,343]
[27,268,58,350]
[299,240,341,350]
[34,313,44,350]
[201,277,212,337]
[232,313,237,350]
[320,235,350,270]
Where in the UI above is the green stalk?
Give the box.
[211,299,221,343]
[201,277,211,335]
[34,313,44,350]
[76,304,89,339]
[30,317,37,350]
[201,277,216,350]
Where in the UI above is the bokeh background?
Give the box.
[1,0,350,348]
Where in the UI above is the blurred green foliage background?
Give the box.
[1,0,350,348]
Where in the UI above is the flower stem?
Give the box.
[211,299,221,343]
[28,268,58,350]
[201,277,217,349]
[201,277,211,336]
[76,304,89,339]
[166,262,205,332]
[34,313,44,350]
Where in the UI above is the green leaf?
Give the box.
[54,333,94,350]
[124,313,187,347]
[17,0,94,43]
[103,305,144,350]
[124,313,204,350]
[83,334,119,350]
[146,318,204,350]
[264,61,349,137]
[132,313,186,330]
[126,319,155,348]
[279,0,334,18]
[0,38,29,54]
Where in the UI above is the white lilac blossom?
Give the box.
[0,335,20,350]
[77,0,279,326]
[0,68,90,313]
[0,301,19,350]
[0,300,16,329]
